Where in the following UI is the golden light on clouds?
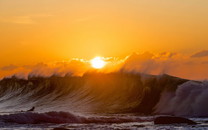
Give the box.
[0,0,208,67]
[0,0,208,80]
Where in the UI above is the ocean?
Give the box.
[0,72,208,129]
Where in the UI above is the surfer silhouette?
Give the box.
[27,106,35,112]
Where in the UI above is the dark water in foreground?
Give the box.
[0,113,208,129]
[1,112,208,129]
[0,72,208,129]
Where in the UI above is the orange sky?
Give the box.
[0,0,208,79]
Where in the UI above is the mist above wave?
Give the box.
[2,51,208,80]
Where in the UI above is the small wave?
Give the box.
[0,111,85,124]
[0,111,149,124]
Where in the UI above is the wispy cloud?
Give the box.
[1,64,18,71]
[0,16,35,24]
[73,15,97,23]
[191,50,208,58]
[0,14,53,24]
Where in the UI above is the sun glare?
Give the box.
[90,57,106,69]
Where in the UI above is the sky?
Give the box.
[0,0,208,79]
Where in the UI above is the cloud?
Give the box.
[155,52,177,59]
[1,51,208,80]
[13,16,35,24]
[122,52,180,75]
[0,14,53,24]
[191,50,208,58]
[1,64,18,71]
[0,16,35,24]
[202,61,208,64]
[121,52,208,80]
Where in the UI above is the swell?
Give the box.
[0,72,188,114]
[0,111,150,124]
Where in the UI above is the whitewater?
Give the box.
[0,72,208,129]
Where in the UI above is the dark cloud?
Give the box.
[202,61,208,64]
[191,50,208,58]
[1,64,18,71]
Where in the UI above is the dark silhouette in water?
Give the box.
[19,106,35,112]
[154,116,197,125]
[27,106,35,112]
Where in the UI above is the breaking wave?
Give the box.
[155,80,208,117]
[0,71,208,118]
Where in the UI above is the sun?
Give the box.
[90,57,106,69]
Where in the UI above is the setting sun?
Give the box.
[1,0,208,129]
[90,57,106,69]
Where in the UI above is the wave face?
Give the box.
[0,71,206,117]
